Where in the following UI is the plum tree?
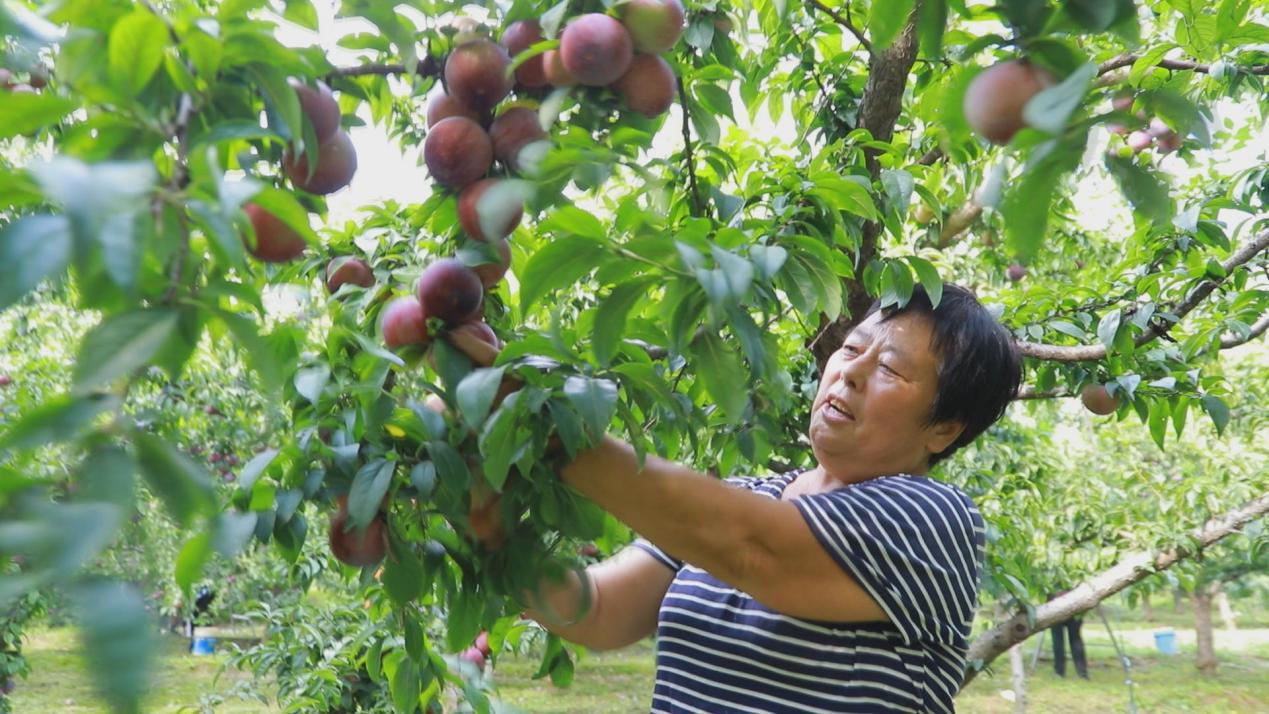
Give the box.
[1006,264,1026,282]
[617,0,686,54]
[380,297,431,348]
[611,54,676,118]
[417,258,484,324]
[501,20,548,88]
[424,116,493,191]
[963,60,1055,145]
[1080,384,1121,415]
[325,257,375,293]
[560,14,633,87]
[289,79,341,141]
[445,39,513,114]
[458,178,524,242]
[242,203,307,262]
[489,107,548,172]
[542,49,577,87]
[328,498,388,568]
[1127,130,1153,153]
[283,129,358,195]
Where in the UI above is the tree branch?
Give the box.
[676,75,705,219]
[1221,312,1269,349]
[1016,229,1269,361]
[1097,53,1269,76]
[961,492,1269,690]
[807,0,871,52]
[330,56,441,79]
[811,14,919,370]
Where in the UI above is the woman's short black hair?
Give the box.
[866,283,1021,465]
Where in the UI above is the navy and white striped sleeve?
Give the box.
[632,475,769,573]
[791,477,984,646]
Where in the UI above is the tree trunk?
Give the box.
[1214,585,1237,631]
[1141,596,1153,621]
[1193,585,1217,674]
[1009,642,1027,713]
[1174,586,1186,613]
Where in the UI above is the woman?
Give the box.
[449,284,1020,713]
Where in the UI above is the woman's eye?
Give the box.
[841,344,860,355]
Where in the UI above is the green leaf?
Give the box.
[1022,63,1095,135]
[520,235,606,312]
[283,0,319,30]
[456,367,507,430]
[1001,153,1070,260]
[212,511,258,558]
[810,175,879,220]
[540,205,607,240]
[349,459,394,530]
[236,448,278,493]
[216,310,284,392]
[869,0,915,51]
[593,281,649,367]
[691,332,747,422]
[385,649,421,710]
[77,446,136,509]
[1104,155,1173,226]
[72,581,154,714]
[0,393,121,451]
[564,376,619,440]
[383,538,426,605]
[1148,400,1169,449]
[1065,0,1118,30]
[0,91,78,139]
[1200,395,1230,435]
[108,9,169,96]
[1097,310,1122,351]
[175,531,212,595]
[907,256,943,308]
[134,432,216,527]
[749,245,787,281]
[73,310,179,393]
[294,365,330,404]
[427,441,471,491]
[0,214,72,309]
[917,0,948,58]
[410,461,437,499]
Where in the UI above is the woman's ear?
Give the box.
[925,420,965,456]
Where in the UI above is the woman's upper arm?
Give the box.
[583,545,676,650]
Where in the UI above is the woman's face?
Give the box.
[808,310,964,481]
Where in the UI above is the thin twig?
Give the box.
[676,75,705,219]
[808,0,871,53]
[329,56,442,79]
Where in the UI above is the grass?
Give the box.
[9,609,1269,712]
[6,627,267,713]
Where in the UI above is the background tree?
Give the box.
[1,0,1267,711]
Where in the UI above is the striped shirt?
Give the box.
[633,470,984,713]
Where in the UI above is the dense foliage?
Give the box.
[1,0,1266,711]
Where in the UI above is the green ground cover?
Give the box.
[8,621,1268,713]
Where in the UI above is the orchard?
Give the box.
[1,0,1267,712]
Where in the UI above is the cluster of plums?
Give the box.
[242,79,358,263]
[423,1,686,239]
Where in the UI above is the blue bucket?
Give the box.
[191,636,216,655]
[1154,629,1177,655]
